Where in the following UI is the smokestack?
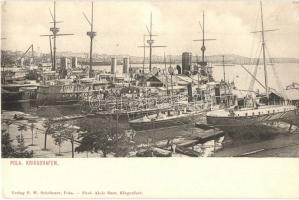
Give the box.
[60,57,68,79]
[71,57,77,68]
[123,57,129,74]
[176,65,182,74]
[111,57,117,74]
[182,52,192,75]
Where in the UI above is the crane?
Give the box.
[18,44,34,65]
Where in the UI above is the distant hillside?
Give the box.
[2,50,299,66]
[204,54,299,64]
[82,53,299,65]
[126,54,299,65]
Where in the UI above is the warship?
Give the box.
[36,2,105,106]
[129,12,234,131]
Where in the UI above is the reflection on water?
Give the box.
[2,101,37,113]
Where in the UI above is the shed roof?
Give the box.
[285,89,299,101]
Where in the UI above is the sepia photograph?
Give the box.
[2,0,299,199]
[1,0,299,159]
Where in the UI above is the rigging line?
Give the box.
[248,4,261,61]
[248,44,263,93]
[240,64,266,90]
[249,5,261,63]
[250,39,259,65]
[265,45,288,99]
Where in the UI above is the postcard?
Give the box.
[1,0,299,198]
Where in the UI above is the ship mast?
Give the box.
[138,13,166,72]
[49,36,53,69]
[222,55,234,82]
[260,0,268,100]
[251,1,278,101]
[142,35,146,74]
[51,1,57,71]
[193,11,215,82]
[164,52,169,95]
[41,1,74,72]
[222,55,226,82]
[221,55,234,82]
[83,2,96,78]
[202,12,205,63]
[149,13,153,72]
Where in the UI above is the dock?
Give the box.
[136,125,223,143]
[213,131,299,157]
[135,125,224,157]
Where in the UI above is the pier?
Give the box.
[135,125,224,157]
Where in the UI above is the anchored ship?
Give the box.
[37,2,102,106]
[129,101,208,131]
[206,1,298,136]
[1,46,38,105]
[81,91,188,119]
[129,12,227,131]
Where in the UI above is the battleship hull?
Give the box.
[2,86,37,103]
[130,112,205,131]
[206,105,299,136]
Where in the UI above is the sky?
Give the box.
[1,0,299,58]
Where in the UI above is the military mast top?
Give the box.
[83,2,96,78]
[193,11,215,67]
[138,13,166,72]
[41,1,74,71]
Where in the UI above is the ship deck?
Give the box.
[130,110,204,123]
[207,105,296,117]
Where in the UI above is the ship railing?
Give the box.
[81,95,182,114]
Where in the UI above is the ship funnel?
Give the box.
[111,57,117,74]
[176,65,182,74]
[123,57,129,74]
[71,57,77,68]
[182,52,192,75]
